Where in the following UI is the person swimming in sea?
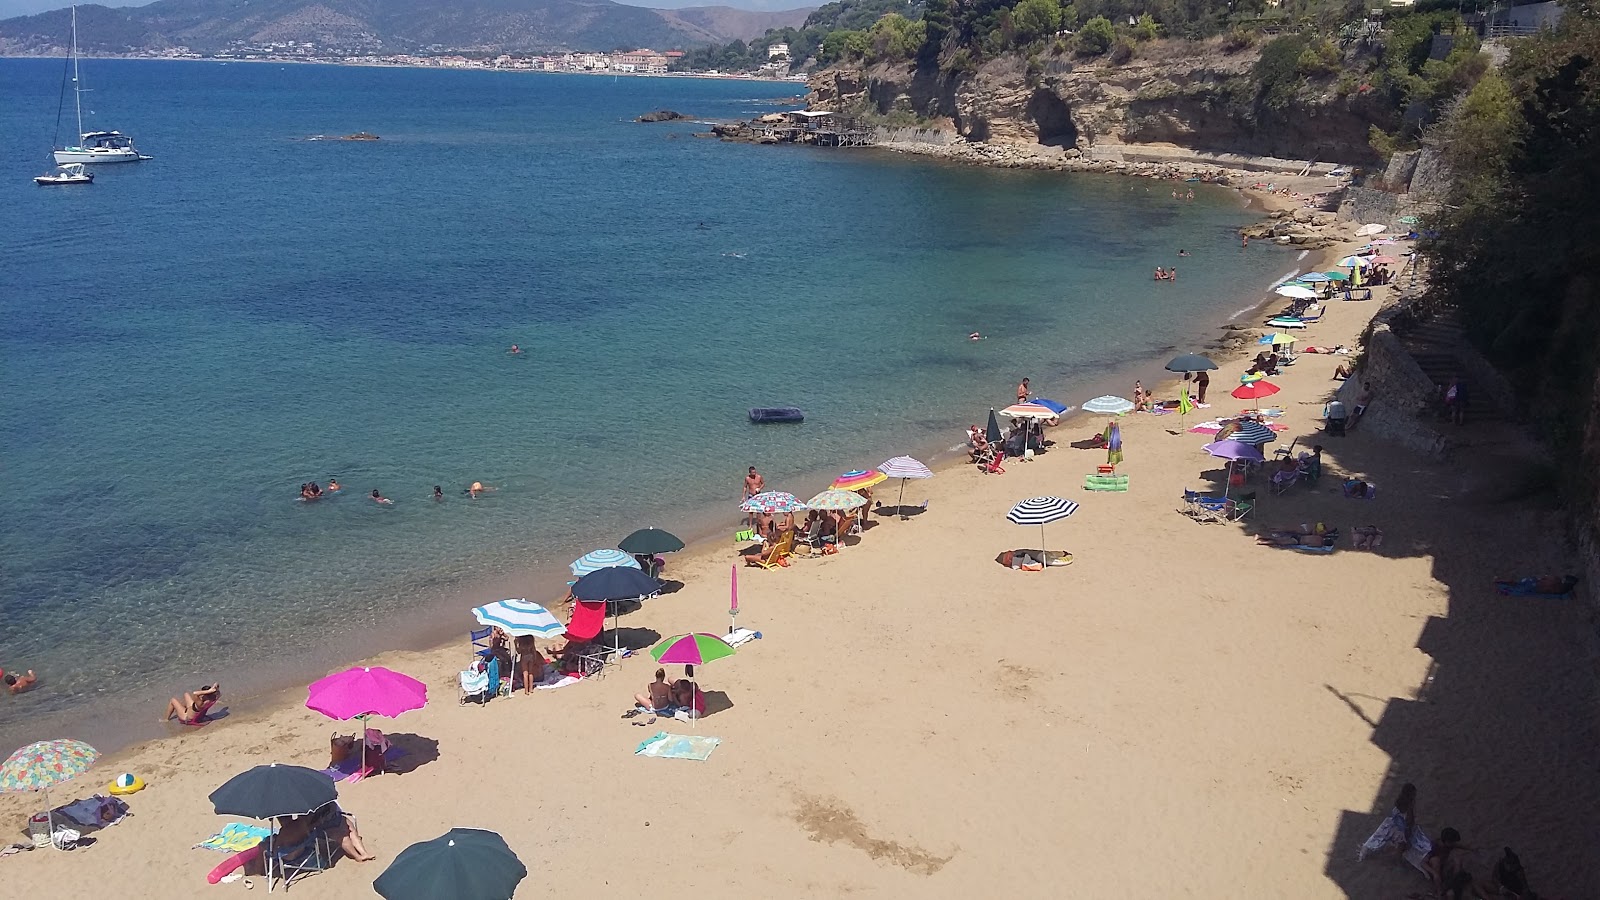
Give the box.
[371,489,393,505]
[433,485,445,501]
[327,478,341,492]
[969,332,985,341]
[508,344,522,355]
[1178,249,1190,256]
[467,481,496,499]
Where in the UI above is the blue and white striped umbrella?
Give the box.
[1230,421,1277,445]
[570,548,641,578]
[1006,496,1079,546]
[472,598,567,638]
[878,456,933,480]
[1082,395,1134,415]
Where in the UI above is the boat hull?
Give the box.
[749,407,805,424]
[35,175,94,185]
[53,148,147,164]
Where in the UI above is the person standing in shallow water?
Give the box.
[1017,378,1030,403]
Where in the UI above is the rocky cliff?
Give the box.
[809,40,1392,166]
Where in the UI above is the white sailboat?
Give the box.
[52,6,151,164]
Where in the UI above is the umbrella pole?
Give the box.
[1225,460,1233,500]
[897,478,907,518]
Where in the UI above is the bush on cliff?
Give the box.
[1077,16,1116,55]
[1012,0,1062,43]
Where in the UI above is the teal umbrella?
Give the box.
[374,828,526,900]
[985,409,1003,445]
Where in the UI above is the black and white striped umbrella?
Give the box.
[1006,496,1080,547]
[1231,421,1277,445]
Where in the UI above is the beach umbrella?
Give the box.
[985,409,1003,445]
[1107,420,1124,466]
[831,469,887,491]
[374,828,527,900]
[571,566,660,603]
[1321,271,1350,282]
[569,548,640,578]
[1005,496,1080,548]
[652,633,738,667]
[740,491,805,514]
[618,528,684,556]
[1165,353,1217,372]
[1336,255,1371,268]
[2,739,99,844]
[1356,223,1387,236]
[472,598,566,639]
[1259,333,1297,347]
[1230,421,1277,445]
[306,665,428,773]
[1030,398,1072,415]
[1274,284,1318,299]
[307,666,427,721]
[1081,395,1134,415]
[877,456,933,514]
[1231,380,1282,401]
[1000,402,1057,419]
[805,488,868,511]
[1371,255,1397,265]
[1298,272,1332,283]
[1203,439,1265,498]
[209,763,337,820]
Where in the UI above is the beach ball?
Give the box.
[108,773,145,795]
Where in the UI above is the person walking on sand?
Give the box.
[1017,378,1030,403]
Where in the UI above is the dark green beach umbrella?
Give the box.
[618,527,685,556]
[209,763,336,819]
[985,408,1003,445]
[373,828,527,900]
[1165,354,1218,373]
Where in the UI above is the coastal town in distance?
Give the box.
[119,40,806,79]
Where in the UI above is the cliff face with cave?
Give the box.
[809,43,1392,164]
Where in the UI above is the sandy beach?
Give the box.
[5,225,1598,899]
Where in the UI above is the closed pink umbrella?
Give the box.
[306,666,427,775]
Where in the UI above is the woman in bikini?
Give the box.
[162,682,221,724]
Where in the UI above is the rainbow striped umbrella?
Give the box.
[831,470,886,491]
[806,489,868,511]
[1,739,99,793]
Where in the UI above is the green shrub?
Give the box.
[1111,36,1137,63]
[1222,27,1257,53]
[1012,0,1063,44]
[1133,13,1159,42]
[1077,15,1115,55]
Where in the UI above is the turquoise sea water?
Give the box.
[0,60,1290,750]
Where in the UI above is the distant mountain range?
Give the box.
[0,0,815,55]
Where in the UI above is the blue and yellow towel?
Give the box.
[195,822,270,853]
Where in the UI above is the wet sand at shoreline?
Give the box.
[6,215,1597,898]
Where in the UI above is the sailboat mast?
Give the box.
[71,6,83,141]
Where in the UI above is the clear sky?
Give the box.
[0,0,800,19]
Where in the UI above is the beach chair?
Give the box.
[982,449,1006,475]
[793,517,826,555]
[1182,489,1229,520]
[469,627,495,661]
[267,805,339,891]
[1273,438,1299,462]
[458,661,490,705]
[753,530,794,569]
[1228,491,1256,521]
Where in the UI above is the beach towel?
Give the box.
[195,823,271,853]
[53,795,129,831]
[535,673,583,690]
[1357,806,1431,871]
[634,731,721,761]
[1083,474,1129,492]
[722,628,762,648]
[1188,421,1223,434]
[1495,577,1578,599]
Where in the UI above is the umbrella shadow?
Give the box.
[876,503,928,519]
[382,733,440,775]
[656,579,686,595]
[700,690,735,717]
[613,627,662,654]
[1069,438,1108,450]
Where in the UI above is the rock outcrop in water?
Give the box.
[635,110,690,123]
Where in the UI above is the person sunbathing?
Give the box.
[1257,527,1336,547]
[628,668,675,716]
[161,683,220,724]
[275,804,374,863]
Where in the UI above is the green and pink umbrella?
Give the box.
[651,634,737,667]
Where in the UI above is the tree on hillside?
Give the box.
[1012,0,1062,43]
[1077,15,1115,54]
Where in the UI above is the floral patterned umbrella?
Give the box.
[806,489,869,511]
[739,491,805,514]
[0,739,99,793]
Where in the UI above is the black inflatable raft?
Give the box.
[749,407,805,424]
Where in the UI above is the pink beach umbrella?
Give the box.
[306,666,428,774]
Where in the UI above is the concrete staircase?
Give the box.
[1395,308,1501,423]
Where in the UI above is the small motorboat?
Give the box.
[35,162,93,185]
[749,407,804,424]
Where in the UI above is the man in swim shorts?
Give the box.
[1017,378,1030,403]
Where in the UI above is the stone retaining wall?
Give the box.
[1344,313,1451,459]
